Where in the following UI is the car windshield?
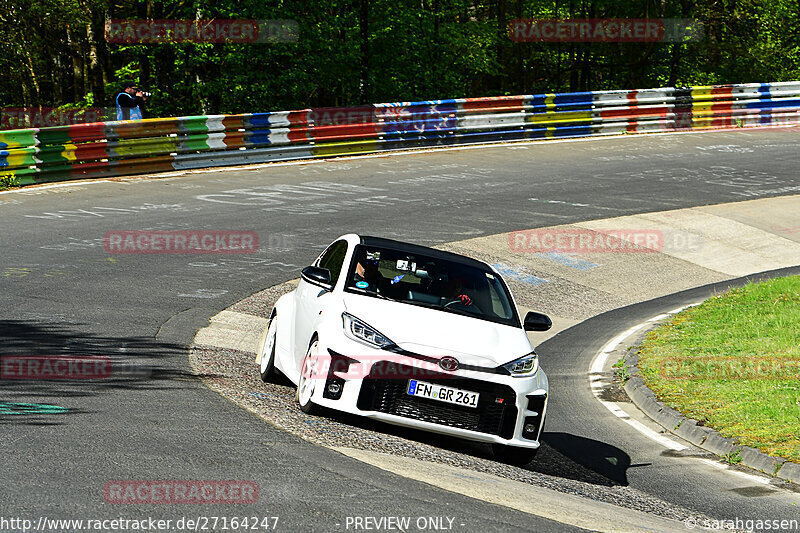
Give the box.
[344,245,519,327]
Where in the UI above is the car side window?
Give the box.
[317,240,348,286]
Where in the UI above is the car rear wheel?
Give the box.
[296,339,320,414]
[258,315,278,382]
[492,444,538,466]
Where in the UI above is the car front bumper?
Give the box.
[309,335,549,449]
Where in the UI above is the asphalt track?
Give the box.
[1,128,799,531]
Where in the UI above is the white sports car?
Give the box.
[256,234,551,464]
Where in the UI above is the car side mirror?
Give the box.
[524,311,552,332]
[301,266,332,289]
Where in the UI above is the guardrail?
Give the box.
[2,81,799,186]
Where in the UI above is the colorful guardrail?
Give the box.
[2,81,799,186]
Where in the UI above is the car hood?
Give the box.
[342,293,532,367]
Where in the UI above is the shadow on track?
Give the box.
[0,320,197,425]
[537,431,638,486]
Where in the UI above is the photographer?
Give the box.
[114,82,150,121]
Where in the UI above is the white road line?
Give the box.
[588,304,705,451]
[0,179,116,195]
[666,303,702,315]
[623,418,687,452]
[589,324,646,374]
[698,458,772,485]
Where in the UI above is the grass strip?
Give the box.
[637,275,800,462]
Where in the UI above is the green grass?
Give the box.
[637,275,800,462]
[0,174,21,191]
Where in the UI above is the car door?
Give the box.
[292,239,349,365]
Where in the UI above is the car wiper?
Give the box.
[398,298,442,310]
[349,287,396,301]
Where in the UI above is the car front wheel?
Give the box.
[296,339,320,414]
[258,316,278,382]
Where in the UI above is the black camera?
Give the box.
[139,91,152,98]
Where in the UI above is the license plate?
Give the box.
[407,379,479,408]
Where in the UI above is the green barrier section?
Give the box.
[311,139,380,157]
[175,133,214,152]
[0,129,37,150]
[1,147,38,169]
[110,137,179,157]
[177,116,212,134]
[3,167,40,185]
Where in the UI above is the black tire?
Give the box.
[492,444,538,466]
[258,316,278,382]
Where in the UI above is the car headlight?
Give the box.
[342,313,395,349]
[503,352,539,377]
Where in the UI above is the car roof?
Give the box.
[358,235,490,269]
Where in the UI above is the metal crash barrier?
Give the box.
[2,81,799,186]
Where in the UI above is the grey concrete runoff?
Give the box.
[336,448,691,533]
[193,192,800,529]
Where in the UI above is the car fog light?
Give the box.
[524,424,537,434]
[323,377,345,400]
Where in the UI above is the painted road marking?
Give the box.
[588,298,787,481]
[698,458,772,486]
[0,402,69,415]
[536,252,599,271]
[492,263,548,286]
[529,198,625,212]
[588,307,711,452]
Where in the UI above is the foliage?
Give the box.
[0,174,20,190]
[1,0,799,116]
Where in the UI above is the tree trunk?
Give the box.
[100,6,111,94]
[87,10,106,106]
[497,0,507,93]
[514,0,524,92]
[359,0,369,102]
[669,0,691,87]
[23,45,41,106]
[668,44,681,87]
[67,27,84,103]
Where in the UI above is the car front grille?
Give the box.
[356,362,518,439]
